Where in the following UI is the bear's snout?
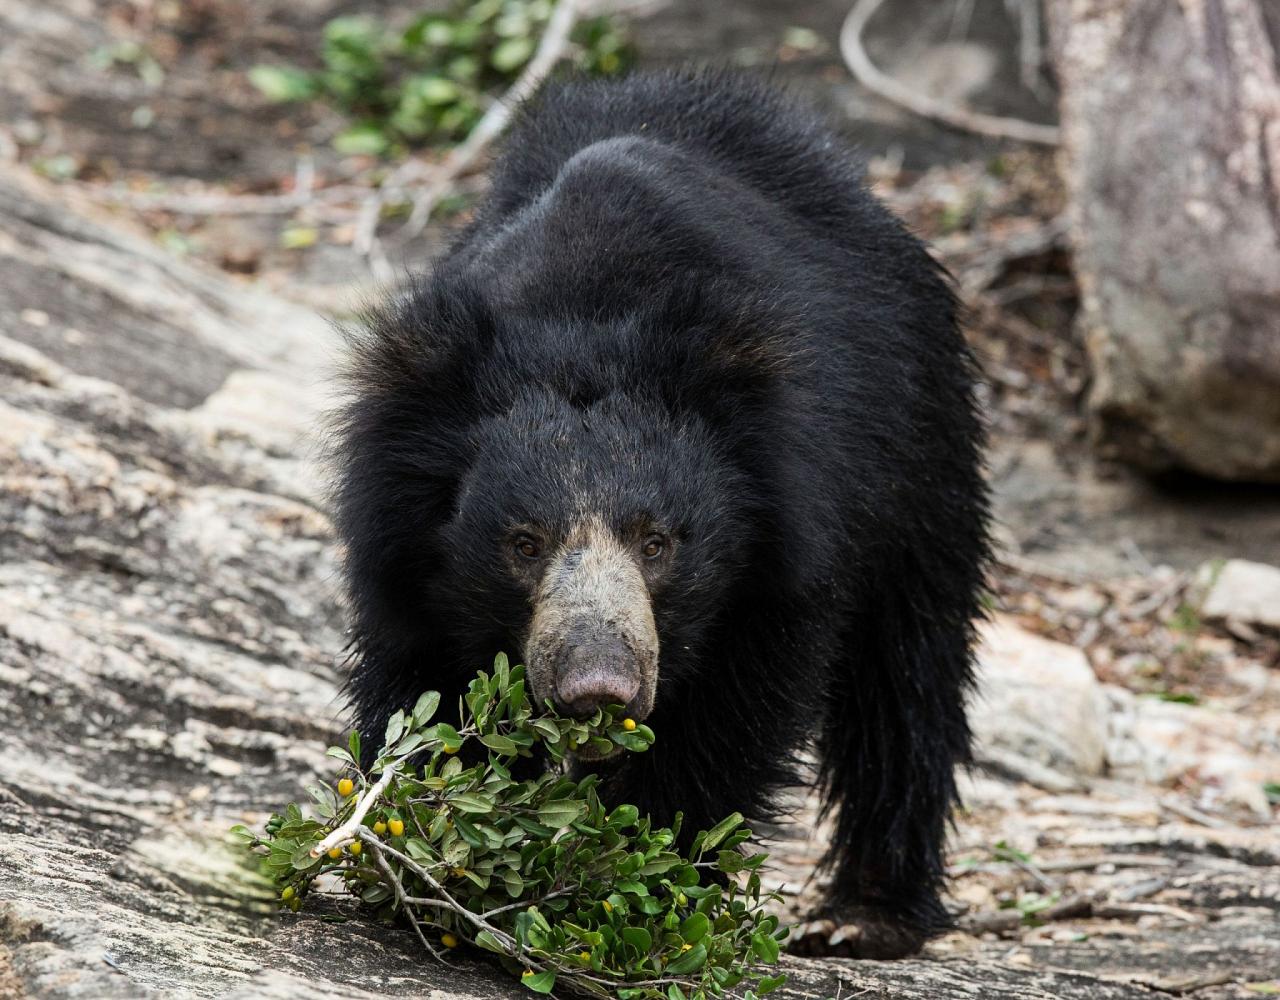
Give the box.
[524,515,660,731]
[554,639,642,718]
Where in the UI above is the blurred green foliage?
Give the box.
[250,0,630,157]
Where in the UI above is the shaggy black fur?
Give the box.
[331,69,989,957]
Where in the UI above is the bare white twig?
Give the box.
[839,0,1061,146]
[366,836,453,963]
[311,767,396,857]
[354,0,584,281]
[95,187,318,215]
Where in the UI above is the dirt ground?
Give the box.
[1,0,1277,996]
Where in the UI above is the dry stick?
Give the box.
[361,831,520,950]
[310,766,396,857]
[97,186,319,215]
[366,836,453,964]
[838,0,1061,147]
[356,0,584,282]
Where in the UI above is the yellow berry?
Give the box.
[372,820,387,835]
[281,886,295,901]
[677,892,688,907]
[442,933,459,949]
[579,951,591,961]
[327,847,342,860]
[349,841,362,856]
[388,818,405,837]
[622,718,637,731]
[288,896,302,912]
[443,743,459,755]
[602,900,613,913]
[681,943,693,952]
[337,777,354,797]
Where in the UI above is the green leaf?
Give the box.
[751,930,781,964]
[680,911,710,944]
[716,849,745,874]
[474,929,507,953]
[530,719,561,742]
[383,709,406,747]
[491,36,534,72]
[699,812,744,853]
[757,973,788,995]
[621,926,652,954]
[412,691,440,726]
[409,75,459,106]
[361,883,392,905]
[453,815,485,848]
[480,733,518,755]
[333,123,389,156]
[537,800,585,829]
[665,941,707,975]
[449,793,495,814]
[249,65,315,102]
[521,970,556,994]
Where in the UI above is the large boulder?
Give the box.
[969,616,1110,782]
[1051,1,1280,481]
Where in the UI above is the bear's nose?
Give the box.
[554,640,640,719]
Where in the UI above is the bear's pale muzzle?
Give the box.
[524,515,660,727]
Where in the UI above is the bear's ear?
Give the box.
[338,273,494,400]
[645,276,796,422]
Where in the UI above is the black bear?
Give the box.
[331,69,989,958]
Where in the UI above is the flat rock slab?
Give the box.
[1202,559,1280,631]
[2,162,1276,999]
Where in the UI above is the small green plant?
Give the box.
[999,890,1061,925]
[234,656,787,999]
[1167,603,1201,635]
[1148,690,1200,705]
[250,0,630,157]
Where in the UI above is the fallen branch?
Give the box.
[838,0,1061,146]
[357,0,583,281]
[365,834,453,965]
[960,893,1091,934]
[310,766,395,857]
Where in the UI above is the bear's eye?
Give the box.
[641,535,665,560]
[514,535,542,560]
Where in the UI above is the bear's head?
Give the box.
[334,281,777,751]
[439,387,750,751]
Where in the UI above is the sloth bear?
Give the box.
[332,70,989,958]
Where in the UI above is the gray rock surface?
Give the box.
[969,616,1110,780]
[1201,559,1280,631]
[1051,1,1280,481]
[2,161,1277,998]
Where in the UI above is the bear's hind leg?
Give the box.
[802,595,976,958]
